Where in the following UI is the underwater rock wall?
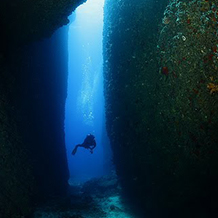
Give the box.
[0,26,69,217]
[0,0,86,50]
[0,0,88,216]
[156,0,218,214]
[0,55,34,217]
[104,0,218,217]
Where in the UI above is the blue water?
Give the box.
[65,0,112,183]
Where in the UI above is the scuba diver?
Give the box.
[72,134,96,155]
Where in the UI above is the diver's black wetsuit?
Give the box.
[72,134,96,155]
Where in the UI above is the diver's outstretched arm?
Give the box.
[72,144,81,155]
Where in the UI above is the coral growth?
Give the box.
[207,83,218,94]
[162,16,171,24]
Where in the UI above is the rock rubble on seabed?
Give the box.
[33,174,138,218]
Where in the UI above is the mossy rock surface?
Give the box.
[104,0,218,216]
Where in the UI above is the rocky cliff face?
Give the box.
[0,0,85,217]
[0,0,85,50]
[104,0,218,217]
[0,27,70,218]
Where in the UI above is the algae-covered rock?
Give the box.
[104,0,218,217]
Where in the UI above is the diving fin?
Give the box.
[72,147,77,155]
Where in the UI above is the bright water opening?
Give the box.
[65,0,112,184]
